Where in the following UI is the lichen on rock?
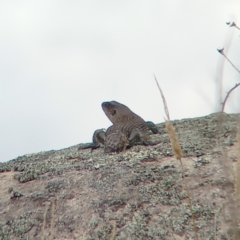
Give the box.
[0,112,239,239]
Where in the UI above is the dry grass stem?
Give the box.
[41,203,49,240]
[154,74,170,120]
[109,220,116,240]
[49,200,56,240]
[154,75,198,240]
[181,170,198,240]
[235,121,240,197]
[40,200,56,240]
[165,121,183,160]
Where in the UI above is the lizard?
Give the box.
[78,101,160,153]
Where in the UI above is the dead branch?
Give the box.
[221,83,240,112]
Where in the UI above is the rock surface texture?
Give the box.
[0,112,239,240]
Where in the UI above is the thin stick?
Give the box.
[154,74,170,121]
[217,48,240,112]
[221,83,240,112]
[217,49,240,74]
[227,21,240,30]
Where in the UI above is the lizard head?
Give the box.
[101,101,135,124]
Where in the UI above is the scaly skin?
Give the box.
[78,101,160,153]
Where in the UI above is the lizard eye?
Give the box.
[111,110,116,115]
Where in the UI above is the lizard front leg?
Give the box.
[93,129,106,146]
[145,121,159,134]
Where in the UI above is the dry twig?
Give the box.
[217,22,240,112]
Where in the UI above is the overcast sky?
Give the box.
[1,1,240,162]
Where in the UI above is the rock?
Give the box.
[0,112,239,239]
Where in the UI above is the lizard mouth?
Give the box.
[101,101,111,108]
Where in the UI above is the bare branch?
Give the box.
[217,48,240,74]
[218,22,240,112]
[226,21,240,30]
[221,83,240,112]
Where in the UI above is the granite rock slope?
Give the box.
[0,113,239,240]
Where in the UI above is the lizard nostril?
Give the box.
[102,102,109,107]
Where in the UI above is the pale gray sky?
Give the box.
[1,1,240,162]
